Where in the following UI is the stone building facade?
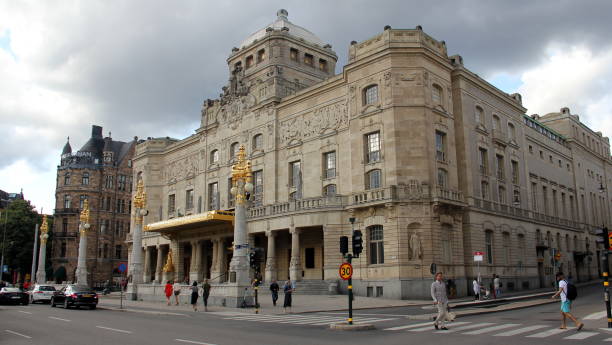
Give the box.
[129,10,611,300]
[51,125,135,285]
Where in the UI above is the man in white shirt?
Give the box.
[173,281,182,306]
[473,278,480,301]
[551,272,583,330]
[431,272,449,330]
[493,275,501,298]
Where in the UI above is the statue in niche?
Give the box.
[409,231,422,260]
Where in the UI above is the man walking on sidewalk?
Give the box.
[269,280,279,307]
[493,274,501,298]
[551,272,583,331]
[431,272,450,330]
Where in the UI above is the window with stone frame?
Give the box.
[185,189,194,211]
[208,182,219,210]
[228,177,235,208]
[289,161,301,188]
[62,218,68,232]
[508,122,516,141]
[257,49,266,63]
[511,160,519,184]
[64,194,71,208]
[368,225,384,265]
[290,48,299,61]
[492,115,500,130]
[318,59,327,72]
[230,142,240,160]
[118,175,127,191]
[435,131,446,161]
[252,134,263,151]
[363,84,379,105]
[210,149,219,164]
[79,195,87,209]
[365,131,381,163]
[496,154,505,180]
[64,173,71,185]
[513,189,521,206]
[105,175,114,189]
[475,106,484,125]
[323,184,336,197]
[82,172,89,185]
[245,55,254,68]
[485,230,494,264]
[366,169,382,190]
[437,168,448,188]
[304,53,313,66]
[481,180,489,200]
[168,194,176,216]
[252,169,263,206]
[478,148,488,174]
[323,151,336,179]
[432,84,442,106]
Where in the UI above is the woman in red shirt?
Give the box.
[164,280,173,306]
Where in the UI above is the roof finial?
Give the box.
[109,131,112,138]
[67,136,70,143]
[277,9,288,20]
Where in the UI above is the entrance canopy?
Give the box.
[144,210,234,233]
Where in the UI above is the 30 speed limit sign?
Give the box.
[339,263,353,280]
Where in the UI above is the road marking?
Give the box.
[17,310,32,314]
[462,323,520,335]
[5,330,32,339]
[96,326,132,334]
[584,311,607,320]
[437,322,495,333]
[320,312,409,317]
[175,339,217,345]
[494,325,548,336]
[310,317,396,326]
[49,316,71,322]
[526,327,573,338]
[384,321,435,331]
[563,331,598,340]
[409,321,470,332]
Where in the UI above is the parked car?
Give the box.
[0,287,29,305]
[51,285,98,309]
[30,284,56,303]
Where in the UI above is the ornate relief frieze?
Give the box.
[279,100,348,145]
[162,153,200,184]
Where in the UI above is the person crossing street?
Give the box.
[431,272,450,330]
[551,272,583,331]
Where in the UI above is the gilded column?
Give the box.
[35,216,50,283]
[154,245,164,283]
[265,230,277,282]
[289,227,301,282]
[128,180,147,299]
[75,200,91,286]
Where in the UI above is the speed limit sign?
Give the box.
[339,263,353,280]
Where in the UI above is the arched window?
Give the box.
[252,134,263,151]
[323,184,336,197]
[437,168,447,188]
[485,230,494,264]
[492,115,500,130]
[64,173,71,185]
[475,106,484,125]
[230,142,240,160]
[363,85,379,105]
[366,169,382,190]
[368,225,384,264]
[82,172,89,185]
[210,149,219,164]
[432,84,442,106]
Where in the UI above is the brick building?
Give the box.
[51,125,135,285]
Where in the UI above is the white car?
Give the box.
[30,284,56,303]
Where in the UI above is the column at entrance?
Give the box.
[143,246,152,283]
[171,240,185,283]
[190,240,202,282]
[289,227,302,282]
[210,238,222,283]
[154,245,164,283]
[265,230,277,282]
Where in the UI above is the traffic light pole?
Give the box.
[347,254,353,325]
[603,249,612,328]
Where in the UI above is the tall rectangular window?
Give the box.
[318,59,327,72]
[304,53,313,66]
[435,131,446,161]
[532,183,538,211]
[511,160,519,184]
[290,48,298,61]
[64,173,71,185]
[368,225,384,265]
[228,178,235,208]
[365,132,381,163]
[498,186,506,204]
[79,195,87,209]
[478,148,488,174]
[208,182,218,210]
[168,194,176,215]
[366,170,382,190]
[252,170,263,206]
[485,231,493,264]
[118,175,127,191]
[64,195,71,208]
[185,189,194,210]
[289,161,301,188]
[323,151,336,179]
[82,172,89,185]
[62,218,68,232]
[481,181,489,200]
[542,186,548,215]
[496,154,505,180]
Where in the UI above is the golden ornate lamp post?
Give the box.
[35,215,49,283]
[128,179,148,299]
[75,199,91,285]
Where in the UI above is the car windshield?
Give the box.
[70,286,93,292]
[38,286,56,291]
[2,288,21,292]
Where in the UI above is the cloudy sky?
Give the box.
[1,0,611,213]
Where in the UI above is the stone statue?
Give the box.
[409,231,422,260]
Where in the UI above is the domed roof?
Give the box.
[239,9,325,48]
[62,137,72,155]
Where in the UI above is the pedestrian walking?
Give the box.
[190,281,199,312]
[269,280,279,306]
[164,280,173,306]
[472,278,480,301]
[283,279,294,313]
[494,274,502,297]
[431,272,450,330]
[173,280,181,305]
[551,272,583,331]
[202,279,211,312]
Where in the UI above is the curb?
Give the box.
[329,323,376,331]
[97,306,189,316]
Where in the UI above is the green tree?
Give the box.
[0,200,40,282]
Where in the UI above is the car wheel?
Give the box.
[51,298,56,307]
[90,305,96,310]
[63,299,69,309]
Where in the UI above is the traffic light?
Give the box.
[340,236,349,255]
[352,230,363,258]
[596,227,611,250]
[249,251,256,269]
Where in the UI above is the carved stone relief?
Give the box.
[280,100,348,145]
[162,154,199,184]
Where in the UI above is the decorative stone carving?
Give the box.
[280,100,348,144]
[406,179,423,199]
[409,232,422,260]
[163,154,199,184]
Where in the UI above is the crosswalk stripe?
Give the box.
[584,311,606,320]
[384,322,434,331]
[438,322,495,333]
[462,324,520,335]
[280,317,345,325]
[309,317,397,326]
[526,327,574,338]
[564,332,599,340]
[409,322,471,332]
[494,325,549,336]
[605,337,612,342]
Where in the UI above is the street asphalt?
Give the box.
[0,284,609,345]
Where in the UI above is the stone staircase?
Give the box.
[259,280,338,295]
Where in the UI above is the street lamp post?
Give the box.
[35,215,49,283]
[75,200,91,285]
[0,200,11,280]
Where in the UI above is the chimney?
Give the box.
[91,125,103,138]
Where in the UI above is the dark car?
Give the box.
[0,287,29,305]
[51,285,98,309]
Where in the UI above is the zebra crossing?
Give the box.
[384,321,612,341]
[222,313,397,326]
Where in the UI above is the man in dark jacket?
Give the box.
[269,280,279,306]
